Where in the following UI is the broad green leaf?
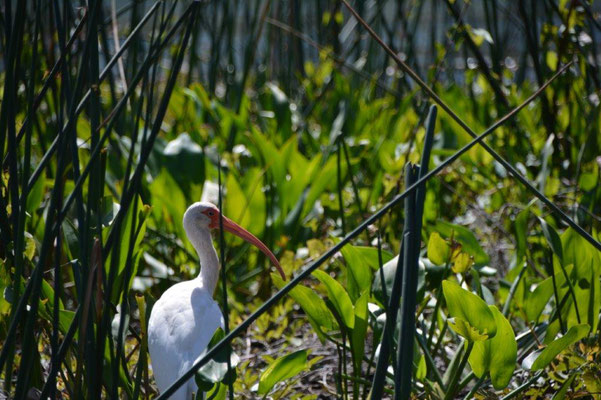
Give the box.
[562,227,601,278]
[162,133,205,197]
[524,277,554,322]
[469,306,517,389]
[561,228,601,332]
[107,199,150,303]
[24,232,36,260]
[272,273,336,332]
[313,270,355,329]
[249,127,286,189]
[258,350,308,395]
[416,354,427,380]
[350,291,368,371]
[225,173,251,233]
[149,170,187,241]
[447,318,490,342]
[427,232,450,265]
[435,222,489,265]
[26,173,45,215]
[522,324,590,370]
[301,157,346,217]
[443,280,496,341]
[283,152,322,218]
[339,243,372,301]
[452,252,472,274]
[348,246,395,270]
[241,168,267,237]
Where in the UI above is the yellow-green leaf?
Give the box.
[443,280,497,341]
[428,232,450,265]
[258,350,308,395]
[452,252,473,274]
[469,306,517,389]
[313,270,355,329]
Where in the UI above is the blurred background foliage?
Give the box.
[1,0,601,398]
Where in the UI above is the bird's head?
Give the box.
[183,202,286,279]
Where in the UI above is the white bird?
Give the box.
[148,202,285,399]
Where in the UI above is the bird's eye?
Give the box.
[208,211,215,216]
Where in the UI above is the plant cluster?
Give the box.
[0,1,600,399]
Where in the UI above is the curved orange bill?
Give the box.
[220,216,286,280]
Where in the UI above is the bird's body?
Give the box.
[148,279,223,399]
[148,202,285,399]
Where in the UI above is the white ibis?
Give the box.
[148,202,285,399]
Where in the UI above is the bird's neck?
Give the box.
[189,228,220,294]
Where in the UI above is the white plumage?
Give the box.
[148,202,284,399]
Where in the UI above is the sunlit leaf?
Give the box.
[258,350,308,395]
[524,277,554,322]
[443,280,496,341]
[522,324,590,370]
[427,232,450,265]
[350,291,368,370]
[452,252,472,274]
[539,217,563,263]
[469,306,517,389]
[313,270,355,329]
[272,273,336,334]
[434,222,489,265]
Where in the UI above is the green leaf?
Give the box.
[522,324,590,370]
[514,207,529,263]
[551,373,576,400]
[524,277,554,322]
[469,306,517,389]
[258,350,308,395]
[313,270,355,329]
[346,245,395,270]
[546,51,558,70]
[416,354,427,380]
[149,170,187,241]
[271,273,336,333]
[539,217,563,263]
[350,291,368,371]
[560,228,601,332]
[447,318,490,342]
[241,168,267,238]
[249,127,286,190]
[24,232,36,260]
[196,328,239,386]
[452,252,472,274]
[434,222,489,265]
[225,174,251,234]
[162,132,205,197]
[443,280,497,341]
[339,242,376,301]
[427,232,450,265]
[301,157,346,217]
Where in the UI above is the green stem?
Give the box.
[444,341,473,400]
